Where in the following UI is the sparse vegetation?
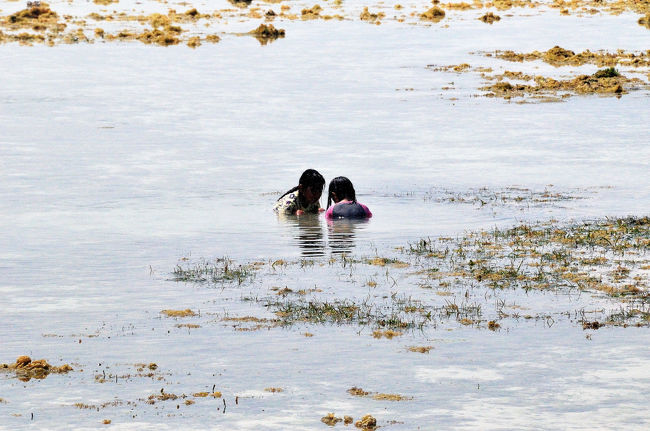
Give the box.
[172,258,254,285]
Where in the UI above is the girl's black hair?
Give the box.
[327,176,356,208]
[277,169,325,201]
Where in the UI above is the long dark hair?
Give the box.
[327,176,356,208]
[277,169,325,202]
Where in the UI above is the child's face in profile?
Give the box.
[302,186,322,205]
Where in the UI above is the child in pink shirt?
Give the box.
[325,176,372,219]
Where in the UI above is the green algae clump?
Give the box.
[593,67,620,78]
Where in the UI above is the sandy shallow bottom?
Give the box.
[1,0,649,429]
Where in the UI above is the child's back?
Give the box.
[328,201,371,219]
[325,176,372,220]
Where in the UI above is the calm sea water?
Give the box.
[1,2,649,429]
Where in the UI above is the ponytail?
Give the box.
[277,186,300,202]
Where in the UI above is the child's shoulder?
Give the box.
[273,192,299,213]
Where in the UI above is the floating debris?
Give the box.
[146,391,183,404]
[355,414,377,430]
[192,391,221,398]
[420,6,446,22]
[367,257,409,268]
[488,320,501,330]
[407,346,434,353]
[301,5,323,20]
[249,23,285,44]
[229,0,253,8]
[321,413,342,426]
[372,393,412,401]
[223,315,280,331]
[360,7,385,23]
[175,323,201,328]
[0,356,73,381]
[4,3,60,28]
[639,13,650,29]
[372,329,403,339]
[480,69,640,99]
[161,309,197,318]
[186,36,200,48]
[583,321,602,330]
[479,12,501,23]
[490,46,650,68]
[347,387,370,396]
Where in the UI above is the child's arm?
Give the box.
[361,204,372,218]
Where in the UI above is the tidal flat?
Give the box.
[1,0,649,429]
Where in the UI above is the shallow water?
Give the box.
[1,1,649,429]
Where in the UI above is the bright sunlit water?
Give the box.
[1,1,649,429]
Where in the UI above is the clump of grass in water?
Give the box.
[406,216,650,327]
[267,299,366,325]
[367,256,409,267]
[265,296,430,330]
[172,258,254,285]
[422,186,589,209]
[599,306,650,327]
[593,67,620,78]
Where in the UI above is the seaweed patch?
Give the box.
[1,356,73,381]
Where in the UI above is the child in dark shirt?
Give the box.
[325,176,372,219]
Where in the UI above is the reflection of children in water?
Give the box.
[292,214,325,257]
[327,219,368,254]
